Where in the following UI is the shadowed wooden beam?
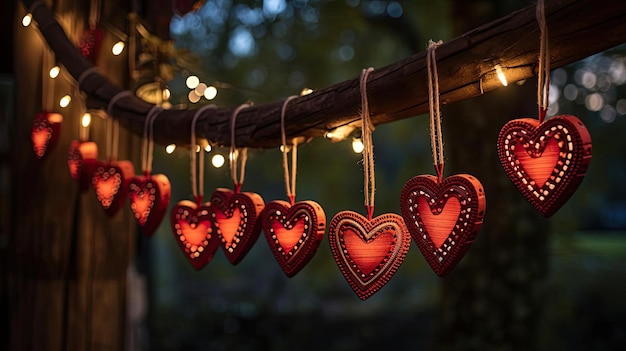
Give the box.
[22,0,626,148]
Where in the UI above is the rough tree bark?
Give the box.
[8,1,138,350]
[20,0,626,148]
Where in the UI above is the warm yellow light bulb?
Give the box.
[204,86,218,100]
[204,144,212,152]
[81,113,92,127]
[212,154,225,168]
[162,88,171,101]
[185,75,200,89]
[22,14,32,27]
[495,64,508,87]
[49,66,60,79]
[112,41,125,56]
[165,144,176,154]
[300,88,313,96]
[59,95,71,108]
[352,138,364,153]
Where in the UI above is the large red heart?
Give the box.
[67,140,98,192]
[170,200,219,270]
[91,160,134,217]
[497,115,592,217]
[210,188,265,265]
[400,174,486,277]
[328,211,410,300]
[129,174,171,237]
[32,112,62,160]
[260,200,326,277]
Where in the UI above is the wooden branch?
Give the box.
[24,0,626,148]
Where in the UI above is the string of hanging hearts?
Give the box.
[24,0,593,300]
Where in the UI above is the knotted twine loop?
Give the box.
[190,105,216,203]
[106,90,134,160]
[360,67,376,221]
[141,106,163,176]
[280,95,299,205]
[230,104,251,193]
[427,40,445,183]
[537,0,550,123]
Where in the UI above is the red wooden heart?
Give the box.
[68,140,98,192]
[79,27,103,64]
[400,174,486,277]
[170,200,219,270]
[91,160,134,217]
[210,188,265,265]
[260,200,326,277]
[32,112,62,159]
[328,211,410,300]
[129,174,171,237]
[497,115,592,217]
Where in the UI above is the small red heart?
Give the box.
[91,160,134,217]
[210,188,265,265]
[170,200,219,270]
[329,211,411,300]
[260,200,326,277]
[129,174,171,237]
[32,112,62,159]
[79,27,103,64]
[400,174,486,277]
[67,140,98,192]
[497,115,592,217]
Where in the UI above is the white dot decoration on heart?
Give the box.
[209,104,266,265]
[169,105,219,270]
[328,68,411,300]
[258,95,326,277]
[496,0,592,218]
[398,40,487,277]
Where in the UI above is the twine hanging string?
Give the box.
[43,49,54,111]
[360,67,376,220]
[536,0,550,123]
[280,95,299,205]
[88,0,101,30]
[230,104,251,193]
[427,40,445,183]
[106,90,134,161]
[190,105,217,203]
[141,106,163,175]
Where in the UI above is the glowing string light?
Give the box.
[49,66,60,79]
[112,41,125,56]
[212,154,225,168]
[495,64,508,86]
[59,95,71,108]
[165,144,176,154]
[22,14,32,27]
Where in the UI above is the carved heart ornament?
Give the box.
[91,160,134,217]
[32,112,63,159]
[170,200,219,270]
[260,200,326,277]
[129,174,171,237]
[210,188,265,265]
[497,115,592,217]
[68,140,98,192]
[400,174,486,277]
[329,211,410,300]
[79,27,103,64]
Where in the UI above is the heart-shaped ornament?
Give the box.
[210,188,265,265]
[260,200,326,277]
[129,174,171,237]
[91,160,135,217]
[170,200,219,270]
[32,112,63,159]
[329,211,410,300]
[68,140,98,192]
[497,115,592,217]
[400,174,486,277]
[79,27,103,64]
